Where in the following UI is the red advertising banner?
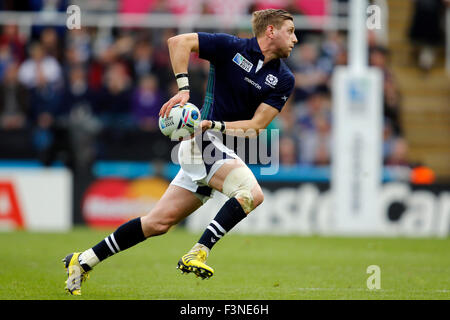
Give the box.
[82,177,169,228]
[0,182,24,229]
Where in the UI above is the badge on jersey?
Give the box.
[232,53,253,72]
[265,74,278,88]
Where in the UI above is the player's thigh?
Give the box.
[208,159,264,211]
[141,184,203,236]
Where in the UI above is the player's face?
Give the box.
[273,20,297,58]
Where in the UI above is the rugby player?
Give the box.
[63,8,297,295]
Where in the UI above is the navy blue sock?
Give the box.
[198,197,247,250]
[92,217,146,261]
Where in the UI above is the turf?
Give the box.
[0,227,449,300]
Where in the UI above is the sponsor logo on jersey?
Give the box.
[232,53,253,72]
[265,74,278,88]
[244,77,262,90]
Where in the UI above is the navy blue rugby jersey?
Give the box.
[197,32,295,122]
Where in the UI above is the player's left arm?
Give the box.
[201,103,279,138]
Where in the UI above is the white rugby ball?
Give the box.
[158,102,201,140]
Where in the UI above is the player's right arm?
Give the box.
[160,33,199,118]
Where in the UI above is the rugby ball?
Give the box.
[158,102,201,140]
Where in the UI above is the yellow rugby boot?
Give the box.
[177,248,214,280]
[62,252,91,295]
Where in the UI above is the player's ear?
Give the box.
[266,25,275,39]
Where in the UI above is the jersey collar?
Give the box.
[250,37,264,55]
[249,37,280,68]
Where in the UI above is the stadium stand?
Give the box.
[0,0,447,181]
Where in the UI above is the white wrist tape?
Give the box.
[210,120,226,133]
[175,73,189,91]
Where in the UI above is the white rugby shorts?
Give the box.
[170,130,241,203]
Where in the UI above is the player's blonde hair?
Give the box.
[251,9,293,38]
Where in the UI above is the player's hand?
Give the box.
[200,120,212,132]
[159,90,190,118]
[189,120,211,139]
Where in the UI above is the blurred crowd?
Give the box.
[0,0,410,170]
[277,28,407,168]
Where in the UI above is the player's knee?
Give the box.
[242,188,264,212]
[235,191,253,214]
[236,187,263,214]
[223,166,260,214]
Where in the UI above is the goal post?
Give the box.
[330,0,384,235]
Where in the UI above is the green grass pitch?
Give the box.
[0,227,449,300]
